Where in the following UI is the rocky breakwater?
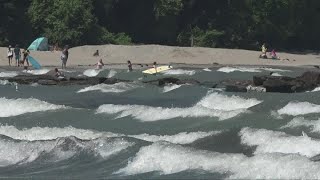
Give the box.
[0,74,129,86]
[253,71,320,93]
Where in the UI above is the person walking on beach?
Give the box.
[14,45,21,67]
[7,45,13,66]
[61,45,69,69]
[127,60,133,72]
[22,48,30,67]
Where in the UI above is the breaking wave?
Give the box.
[83,69,102,77]
[277,101,320,116]
[116,142,320,179]
[240,127,320,158]
[162,69,196,76]
[77,82,137,93]
[0,98,67,117]
[162,84,182,93]
[96,92,262,121]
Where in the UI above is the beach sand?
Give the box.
[1,44,320,69]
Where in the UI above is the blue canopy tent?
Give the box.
[28,37,48,51]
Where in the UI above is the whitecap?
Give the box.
[130,131,221,144]
[311,87,320,92]
[83,69,102,77]
[24,69,50,75]
[0,72,18,77]
[96,93,262,121]
[271,72,282,76]
[107,69,117,78]
[116,142,320,179]
[240,127,320,158]
[161,69,196,76]
[203,68,212,72]
[217,67,261,73]
[162,84,182,93]
[277,101,320,116]
[0,80,11,85]
[77,82,137,93]
[0,98,67,117]
[281,117,320,133]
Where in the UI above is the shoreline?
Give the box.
[1,44,320,70]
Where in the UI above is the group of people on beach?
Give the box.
[259,43,290,61]
[7,45,31,67]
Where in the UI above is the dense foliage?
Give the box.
[1,0,320,50]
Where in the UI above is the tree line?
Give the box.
[1,0,320,51]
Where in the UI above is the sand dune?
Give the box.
[0,44,319,68]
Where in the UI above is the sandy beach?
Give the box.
[1,44,320,69]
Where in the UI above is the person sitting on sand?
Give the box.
[127,60,133,71]
[93,50,99,56]
[270,49,280,60]
[260,43,267,59]
[94,59,104,69]
[54,68,64,78]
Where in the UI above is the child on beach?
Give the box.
[7,45,13,66]
[14,45,21,67]
[94,59,104,69]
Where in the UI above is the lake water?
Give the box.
[0,66,320,179]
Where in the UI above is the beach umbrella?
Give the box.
[27,37,49,51]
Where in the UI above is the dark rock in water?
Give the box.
[297,71,320,85]
[220,79,252,92]
[37,80,57,85]
[0,75,129,86]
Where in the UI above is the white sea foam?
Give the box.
[259,67,291,72]
[0,98,67,117]
[282,117,320,133]
[217,67,290,73]
[83,69,102,77]
[0,136,133,167]
[217,67,262,73]
[311,87,320,92]
[107,69,117,78]
[271,72,282,76]
[0,80,11,85]
[240,127,320,158]
[77,82,137,93]
[277,101,320,116]
[162,69,196,76]
[0,72,18,77]
[116,142,320,179]
[130,131,221,144]
[0,125,217,145]
[96,93,262,121]
[24,69,50,75]
[203,68,212,72]
[162,84,182,93]
[0,125,119,141]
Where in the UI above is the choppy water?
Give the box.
[1,66,320,179]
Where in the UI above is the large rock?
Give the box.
[144,77,199,86]
[220,79,252,92]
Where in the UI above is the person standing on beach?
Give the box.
[14,45,21,67]
[153,61,157,73]
[61,45,69,69]
[22,48,30,67]
[7,45,13,66]
[260,43,267,58]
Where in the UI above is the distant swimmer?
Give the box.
[127,60,133,71]
[94,59,105,69]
